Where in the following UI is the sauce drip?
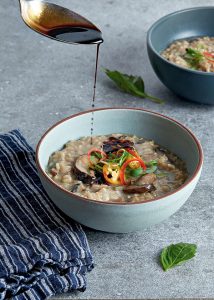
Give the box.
[91,43,102,144]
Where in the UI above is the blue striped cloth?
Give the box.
[0,130,94,300]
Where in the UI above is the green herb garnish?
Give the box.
[146,160,158,174]
[94,163,103,173]
[90,152,102,164]
[128,167,144,178]
[104,68,164,104]
[93,152,102,159]
[160,243,197,271]
[126,160,158,178]
[184,48,204,69]
[106,150,130,167]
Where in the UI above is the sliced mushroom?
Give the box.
[73,155,96,184]
[136,138,145,144]
[156,146,168,154]
[158,160,175,171]
[136,173,157,185]
[123,184,156,194]
[73,155,105,185]
[156,146,177,164]
[102,137,134,153]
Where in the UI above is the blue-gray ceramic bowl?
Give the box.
[147,7,214,104]
[36,108,203,233]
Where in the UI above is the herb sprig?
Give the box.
[126,160,158,178]
[106,150,130,167]
[184,48,204,69]
[104,68,164,104]
[160,242,197,271]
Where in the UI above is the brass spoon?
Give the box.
[19,0,103,44]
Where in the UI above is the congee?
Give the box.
[47,134,188,203]
[162,36,214,72]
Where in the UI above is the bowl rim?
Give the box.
[36,107,203,206]
[147,6,214,76]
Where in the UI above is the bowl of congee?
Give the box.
[147,7,214,104]
[36,108,203,233]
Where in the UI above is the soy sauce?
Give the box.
[48,27,103,44]
[90,43,102,143]
[20,1,103,44]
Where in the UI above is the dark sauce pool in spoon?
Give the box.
[48,26,103,44]
[20,1,103,44]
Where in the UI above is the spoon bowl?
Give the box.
[19,0,103,44]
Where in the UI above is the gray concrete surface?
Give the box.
[1,0,214,298]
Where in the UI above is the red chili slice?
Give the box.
[204,51,214,58]
[87,148,107,164]
[203,51,214,63]
[120,158,147,185]
[126,148,147,168]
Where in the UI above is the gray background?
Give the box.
[1,0,214,298]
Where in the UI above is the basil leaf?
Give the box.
[104,68,164,104]
[146,165,157,174]
[160,243,197,271]
[128,161,158,177]
[145,160,158,173]
[147,160,158,166]
[129,168,143,177]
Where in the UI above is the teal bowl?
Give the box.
[147,7,214,104]
[36,108,203,233]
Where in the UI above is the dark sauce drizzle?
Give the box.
[90,42,102,144]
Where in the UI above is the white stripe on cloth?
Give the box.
[9,132,87,258]
[0,164,49,257]
[0,221,29,272]
[5,134,85,259]
[0,130,93,299]
[0,141,65,260]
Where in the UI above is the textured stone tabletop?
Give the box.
[1,0,214,298]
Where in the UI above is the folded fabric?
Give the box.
[0,130,94,300]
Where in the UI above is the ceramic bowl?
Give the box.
[36,108,203,233]
[147,7,214,104]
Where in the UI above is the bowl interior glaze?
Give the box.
[38,108,201,181]
[149,7,214,55]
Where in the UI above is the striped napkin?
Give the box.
[0,130,94,300]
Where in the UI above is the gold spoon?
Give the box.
[19,0,103,44]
